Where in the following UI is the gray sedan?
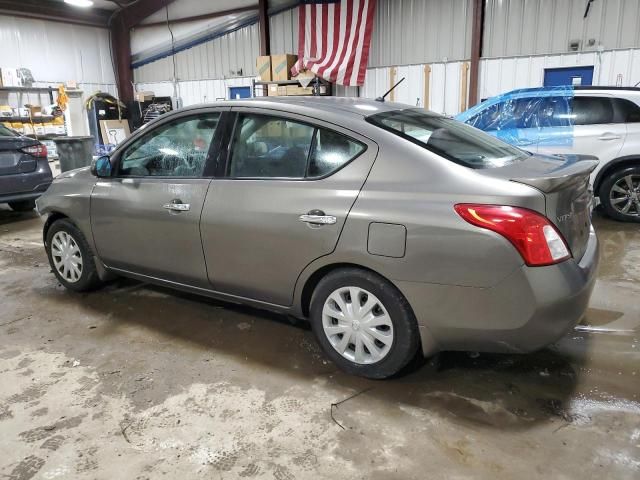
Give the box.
[36,98,599,378]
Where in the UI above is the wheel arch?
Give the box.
[298,262,408,318]
[42,211,69,246]
[594,155,640,196]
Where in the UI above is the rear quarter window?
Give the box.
[0,124,18,137]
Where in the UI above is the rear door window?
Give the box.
[611,98,640,122]
[569,97,614,125]
[227,113,365,179]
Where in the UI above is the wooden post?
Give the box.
[258,0,270,56]
[459,62,469,113]
[423,65,431,110]
[389,67,397,102]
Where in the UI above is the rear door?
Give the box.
[537,95,626,163]
[200,108,378,306]
[91,108,227,287]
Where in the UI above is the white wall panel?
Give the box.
[361,61,469,116]
[479,48,640,100]
[484,0,640,58]
[136,76,259,107]
[0,14,115,86]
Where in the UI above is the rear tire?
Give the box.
[45,219,104,292]
[600,166,640,223]
[8,200,36,212]
[309,268,420,379]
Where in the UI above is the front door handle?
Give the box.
[299,209,336,225]
[163,200,190,212]
[598,133,622,141]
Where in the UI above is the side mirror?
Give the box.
[91,156,112,177]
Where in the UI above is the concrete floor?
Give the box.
[0,206,638,480]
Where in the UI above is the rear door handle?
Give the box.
[598,133,622,141]
[299,209,336,225]
[163,200,190,212]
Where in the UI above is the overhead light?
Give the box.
[64,0,94,7]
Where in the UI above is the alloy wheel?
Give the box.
[51,231,83,283]
[609,174,640,217]
[322,286,394,364]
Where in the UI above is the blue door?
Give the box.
[543,66,594,87]
[229,86,251,99]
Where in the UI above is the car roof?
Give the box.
[179,96,414,119]
[503,86,640,96]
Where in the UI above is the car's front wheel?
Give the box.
[309,268,420,379]
[600,166,640,222]
[8,200,36,212]
[45,219,104,292]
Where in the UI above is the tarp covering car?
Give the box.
[455,86,576,149]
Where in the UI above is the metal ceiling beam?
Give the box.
[468,0,485,107]
[0,0,112,27]
[117,0,175,29]
[135,5,259,29]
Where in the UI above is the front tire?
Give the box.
[45,219,104,292]
[600,166,640,222]
[8,200,36,212]
[309,268,420,379]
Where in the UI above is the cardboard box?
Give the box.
[44,123,57,135]
[285,85,314,96]
[34,124,45,135]
[28,106,42,117]
[267,84,287,96]
[256,56,272,81]
[54,125,66,135]
[135,91,154,102]
[271,54,297,81]
[0,68,20,87]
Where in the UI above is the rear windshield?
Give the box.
[367,109,530,169]
[0,125,19,137]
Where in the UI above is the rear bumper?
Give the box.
[397,227,599,355]
[0,161,53,203]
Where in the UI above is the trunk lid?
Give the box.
[478,153,598,262]
[0,137,40,176]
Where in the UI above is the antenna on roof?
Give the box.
[375,77,405,102]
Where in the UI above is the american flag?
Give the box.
[291,0,377,86]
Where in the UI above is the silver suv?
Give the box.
[456,86,640,222]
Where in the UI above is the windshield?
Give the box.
[367,109,530,169]
[0,125,19,137]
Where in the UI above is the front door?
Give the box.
[91,110,224,287]
[200,109,378,306]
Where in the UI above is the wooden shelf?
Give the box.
[1,115,57,123]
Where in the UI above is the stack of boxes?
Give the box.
[256,54,328,96]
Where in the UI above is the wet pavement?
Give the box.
[0,205,638,479]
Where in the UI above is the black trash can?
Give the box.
[53,136,95,173]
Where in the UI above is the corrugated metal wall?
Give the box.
[484,0,640,58]
[269,6,299,54]
[136,76,261,106]
[368,0,472,67]
[479,48,640,99]
[133,23,260,83]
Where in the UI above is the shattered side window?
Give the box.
[119,114,219,177]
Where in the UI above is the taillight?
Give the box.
[454,204,571,267]
[20,144,47,158]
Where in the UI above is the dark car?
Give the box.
[0,124,53,211]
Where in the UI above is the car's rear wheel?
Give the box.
[309,268,420,379]
[8,200,36,212]
[600,166,640,223]
[45,219,104,292]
